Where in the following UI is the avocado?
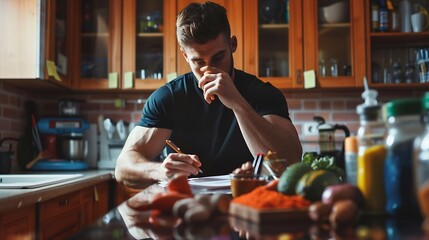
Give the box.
[277,162,312,195]
[295,169,342,202]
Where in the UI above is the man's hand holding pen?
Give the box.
[162,140,202,178]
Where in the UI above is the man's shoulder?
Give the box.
[167,72,195,86]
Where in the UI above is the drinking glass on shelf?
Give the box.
[391,59,403,84]
[319,59,326,77]
[330,58,338,77]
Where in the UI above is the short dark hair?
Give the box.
[176,1,231,46]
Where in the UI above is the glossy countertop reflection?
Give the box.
[71,183,428,240]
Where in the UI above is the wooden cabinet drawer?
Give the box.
[39,208,80,240]
[0,205,35,240]
[39,192,81,220]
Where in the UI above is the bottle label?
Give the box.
[379,10,389,31]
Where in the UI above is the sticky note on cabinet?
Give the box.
[46,60,62,81]
[108,72,119,88]
[304,70,316,89]
[123,72,134,89]
[167,72,177,82]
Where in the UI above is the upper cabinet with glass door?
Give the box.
[75,0,121,90]
[365,0,429,88]
[122,0,176,90]
[243,0,304,89]
[303,0,366,88]
[45,0,74,86]
[244,0,366,89]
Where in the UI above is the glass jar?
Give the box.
[384,98,423,217]
[414,92,429,225]
[356,104,387,214]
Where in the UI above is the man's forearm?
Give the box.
[233,101,302,163]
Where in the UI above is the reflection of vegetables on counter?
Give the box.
[129,174,231,222]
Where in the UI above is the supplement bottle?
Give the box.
[384,98,423,217]
[344,136,358,185]
[414,92,429,224]
[356,83,386,214]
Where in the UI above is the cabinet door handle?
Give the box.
[296,69,302,84]
[59,199,70,207]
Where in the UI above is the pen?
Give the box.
[165,139,203,174]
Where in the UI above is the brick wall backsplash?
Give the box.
[0,82,426,157]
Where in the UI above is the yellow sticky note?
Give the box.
[167,72,177,82]
[304,70,316,89]
[123,72,134,89]
[108,72,119,88]
[46,60,61,81]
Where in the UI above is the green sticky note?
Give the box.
[304,70,316,89]
[114,99,123,108]
[167,72,177,82]
[108,72,119,88]
[123,72,134,89]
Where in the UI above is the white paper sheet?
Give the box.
[159,174,230,191]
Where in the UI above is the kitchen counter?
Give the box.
[70,183,428,240]
[0,170,113,213]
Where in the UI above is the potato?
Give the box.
[329,199,359,227]
[322,183,364,208]
[308,201,332,222]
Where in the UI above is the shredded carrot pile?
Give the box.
[232,186,311,209]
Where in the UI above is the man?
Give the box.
[115,1,302,188]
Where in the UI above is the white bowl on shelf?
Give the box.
[319,1,349,24]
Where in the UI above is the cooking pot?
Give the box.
[59,133,88,161]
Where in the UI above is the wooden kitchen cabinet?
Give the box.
[0,0,72,88]
[71,0,177,91]
[243,0,366,89]
[38,181,109,240]
[38,191,82,240]
[364,0,429,88]
[81,182,109,227]
[0,205,35,240]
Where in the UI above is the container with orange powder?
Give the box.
[356,82,387,214]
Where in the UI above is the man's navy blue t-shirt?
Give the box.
[139,69,291,176]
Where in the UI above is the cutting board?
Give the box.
[229,202,309,223]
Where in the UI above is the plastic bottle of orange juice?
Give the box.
[356,78,387,214]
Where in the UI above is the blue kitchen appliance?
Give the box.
[32,117,90,171]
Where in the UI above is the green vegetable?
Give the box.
[277,162,313,195]
[295,169,341,202]
[301,153,344,182]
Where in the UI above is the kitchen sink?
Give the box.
[0,174,83,189]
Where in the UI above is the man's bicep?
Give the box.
[125,126,172,161]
